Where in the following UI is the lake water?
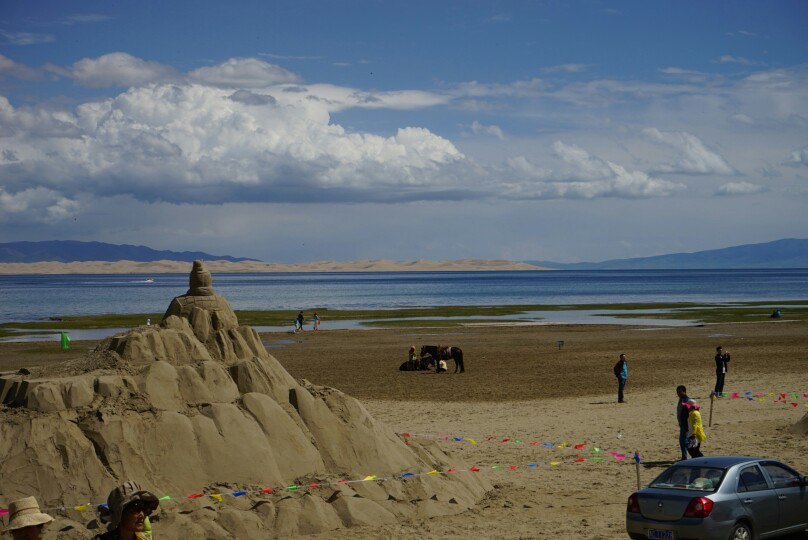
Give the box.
[1,269,806,324]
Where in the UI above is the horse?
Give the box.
[420,345,465,373]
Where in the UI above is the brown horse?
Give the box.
[420,345,465,373]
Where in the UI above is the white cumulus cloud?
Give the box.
[786,146,808,167]
[716,182,766,196]
[644,128,735,175]
[470,120,505,140]
[69,52,179,87]
[501,142,683,199]
[188,57,300,88]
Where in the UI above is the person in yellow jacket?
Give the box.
[684,399,706,458]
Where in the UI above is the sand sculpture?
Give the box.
[0,261,489,538]
[792,411,808,436]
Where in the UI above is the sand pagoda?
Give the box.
[0,261,488,538]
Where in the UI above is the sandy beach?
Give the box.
[0,258,548,274]
[2,318,805,538]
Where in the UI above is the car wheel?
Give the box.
[729,522,752,540]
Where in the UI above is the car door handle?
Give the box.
[777,495,787,500]
[743,498,753,504]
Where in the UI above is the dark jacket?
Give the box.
[677,395,690,428]
[714,353,730,374]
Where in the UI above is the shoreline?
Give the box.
[2,300,806,341]
[0,258,551,274]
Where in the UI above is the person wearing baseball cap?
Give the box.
[3,496,53,540]
[91,481,159,540]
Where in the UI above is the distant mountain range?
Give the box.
[527,238,808,269]
[0,241,258,263]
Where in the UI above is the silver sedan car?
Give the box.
[626,456,808,540]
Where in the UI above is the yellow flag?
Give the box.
[74,503,90,511]
[467,438,477,444]
[210,494,222,502]
[427,470,440,475]
[559,442,568,448]
[362,475,376,481]
[550,462,561,466]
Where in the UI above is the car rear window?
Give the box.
[649,466,725,491]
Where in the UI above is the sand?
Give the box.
[1,319,806,538]
[0,258,549,274]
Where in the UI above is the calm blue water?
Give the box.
[0,269,806,324]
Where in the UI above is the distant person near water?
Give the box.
[713,346,730,397]
[676,385,690,461]
[294,311,304,333]
[312,312,320,331]
[613,353,628,403]
[3,496,54,540]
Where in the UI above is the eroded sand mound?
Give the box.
[792,412,808,436]
[0,261,488,538]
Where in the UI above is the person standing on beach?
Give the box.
[613,353,628,403]
[312,312,320,331]
[713,346,730,396]
[295,311,304,333]
[676,385,690,461]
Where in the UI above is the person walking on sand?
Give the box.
[684,399,706,458]
[4,496,53,540]
[312,312,320,331]
[713,346,730,397]
[676,385,690,461]
[295,311,304,333]
[91,481,159,540]
[613,353,628,403]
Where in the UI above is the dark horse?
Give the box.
[420,345,465,373]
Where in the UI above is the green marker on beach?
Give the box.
[60,331,70,351]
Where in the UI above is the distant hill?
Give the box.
[527,238,808,270]
[0,241,259,263]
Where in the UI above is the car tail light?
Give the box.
[683,496,714,518]
[627,493,640,514]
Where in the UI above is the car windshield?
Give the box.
[649,466,726,491]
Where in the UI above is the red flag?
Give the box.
[574,443,586,450]
[575,457,585,463]
[261,488,274,493]
[469,467,480,472]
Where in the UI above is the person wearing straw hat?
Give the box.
[91,481,159,540]
[3,496,53,540]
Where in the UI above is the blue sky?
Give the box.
[1,1,806,262]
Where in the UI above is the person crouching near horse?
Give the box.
[408,345,419,371]
[436,358,448,373]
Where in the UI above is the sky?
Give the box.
[0,1,806,263]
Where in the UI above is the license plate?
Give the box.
[647,531,675,540]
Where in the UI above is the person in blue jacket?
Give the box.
[613,353,628,403]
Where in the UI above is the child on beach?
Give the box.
[684,399,706,458]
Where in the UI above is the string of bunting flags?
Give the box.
[0,449,640,519]
[399,432,639,457]
[716,391,808,407]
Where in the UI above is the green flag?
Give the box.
[60,332,70,351]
